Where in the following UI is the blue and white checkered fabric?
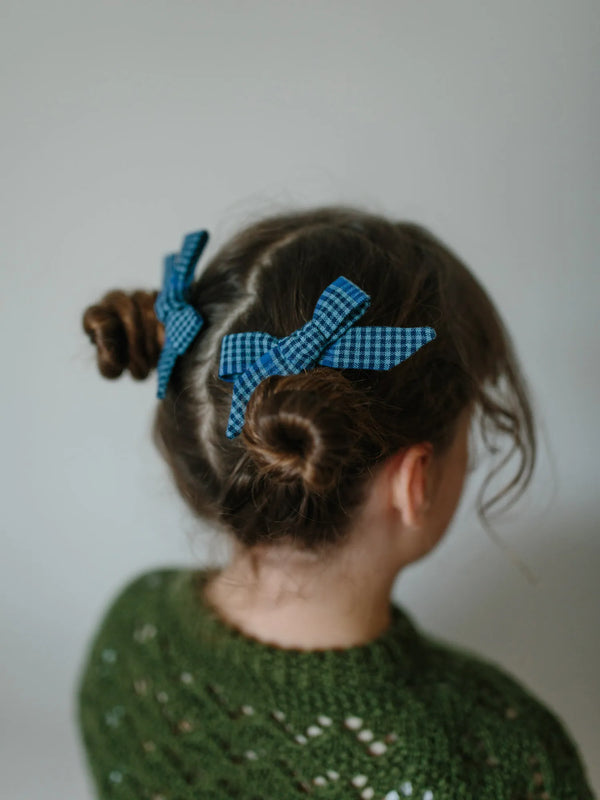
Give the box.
[155,230,209,398]
[219,275,436,439]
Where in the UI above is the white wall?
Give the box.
[1,1,598,796]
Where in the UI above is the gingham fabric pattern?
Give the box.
[219,275,436,439]
[154,230,209,399]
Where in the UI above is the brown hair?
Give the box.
[82,206,536,557]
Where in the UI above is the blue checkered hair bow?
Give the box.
[154,230,209,399]
[219,275,436,439]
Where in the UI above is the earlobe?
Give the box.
[390,444,433,529]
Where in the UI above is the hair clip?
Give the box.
[154,230,209,398]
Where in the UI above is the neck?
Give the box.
[202,536,399,650]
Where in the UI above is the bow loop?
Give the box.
[274,277,371,373]
[311,276,371,341]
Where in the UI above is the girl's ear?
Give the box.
[389,443,435,529]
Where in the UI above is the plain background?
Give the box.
[1,1,598,797]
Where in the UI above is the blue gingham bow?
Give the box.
[219,275,436,439]
[155,230,209,398]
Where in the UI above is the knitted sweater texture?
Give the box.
[76,567,595,800]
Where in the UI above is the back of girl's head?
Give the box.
[82,206,536,557]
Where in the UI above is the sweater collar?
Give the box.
[167,567,422,695]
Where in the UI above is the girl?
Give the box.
[76,207,595,799]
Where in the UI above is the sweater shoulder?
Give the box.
[413,629,595,796]
[86,566,184,626]
[417,627,567,730]
[417,627,539,704]
[98,565,184,614]
[75,567,192,796]
[75,567,186,694]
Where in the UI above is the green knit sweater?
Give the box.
[76,567,595,800]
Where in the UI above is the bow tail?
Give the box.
[225,375,255,439]
[156,348,178,399]
[225,354,279,439]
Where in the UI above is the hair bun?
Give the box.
[241,369,381,495]
[82,289,163,381]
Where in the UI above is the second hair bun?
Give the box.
[82,289,163,381]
